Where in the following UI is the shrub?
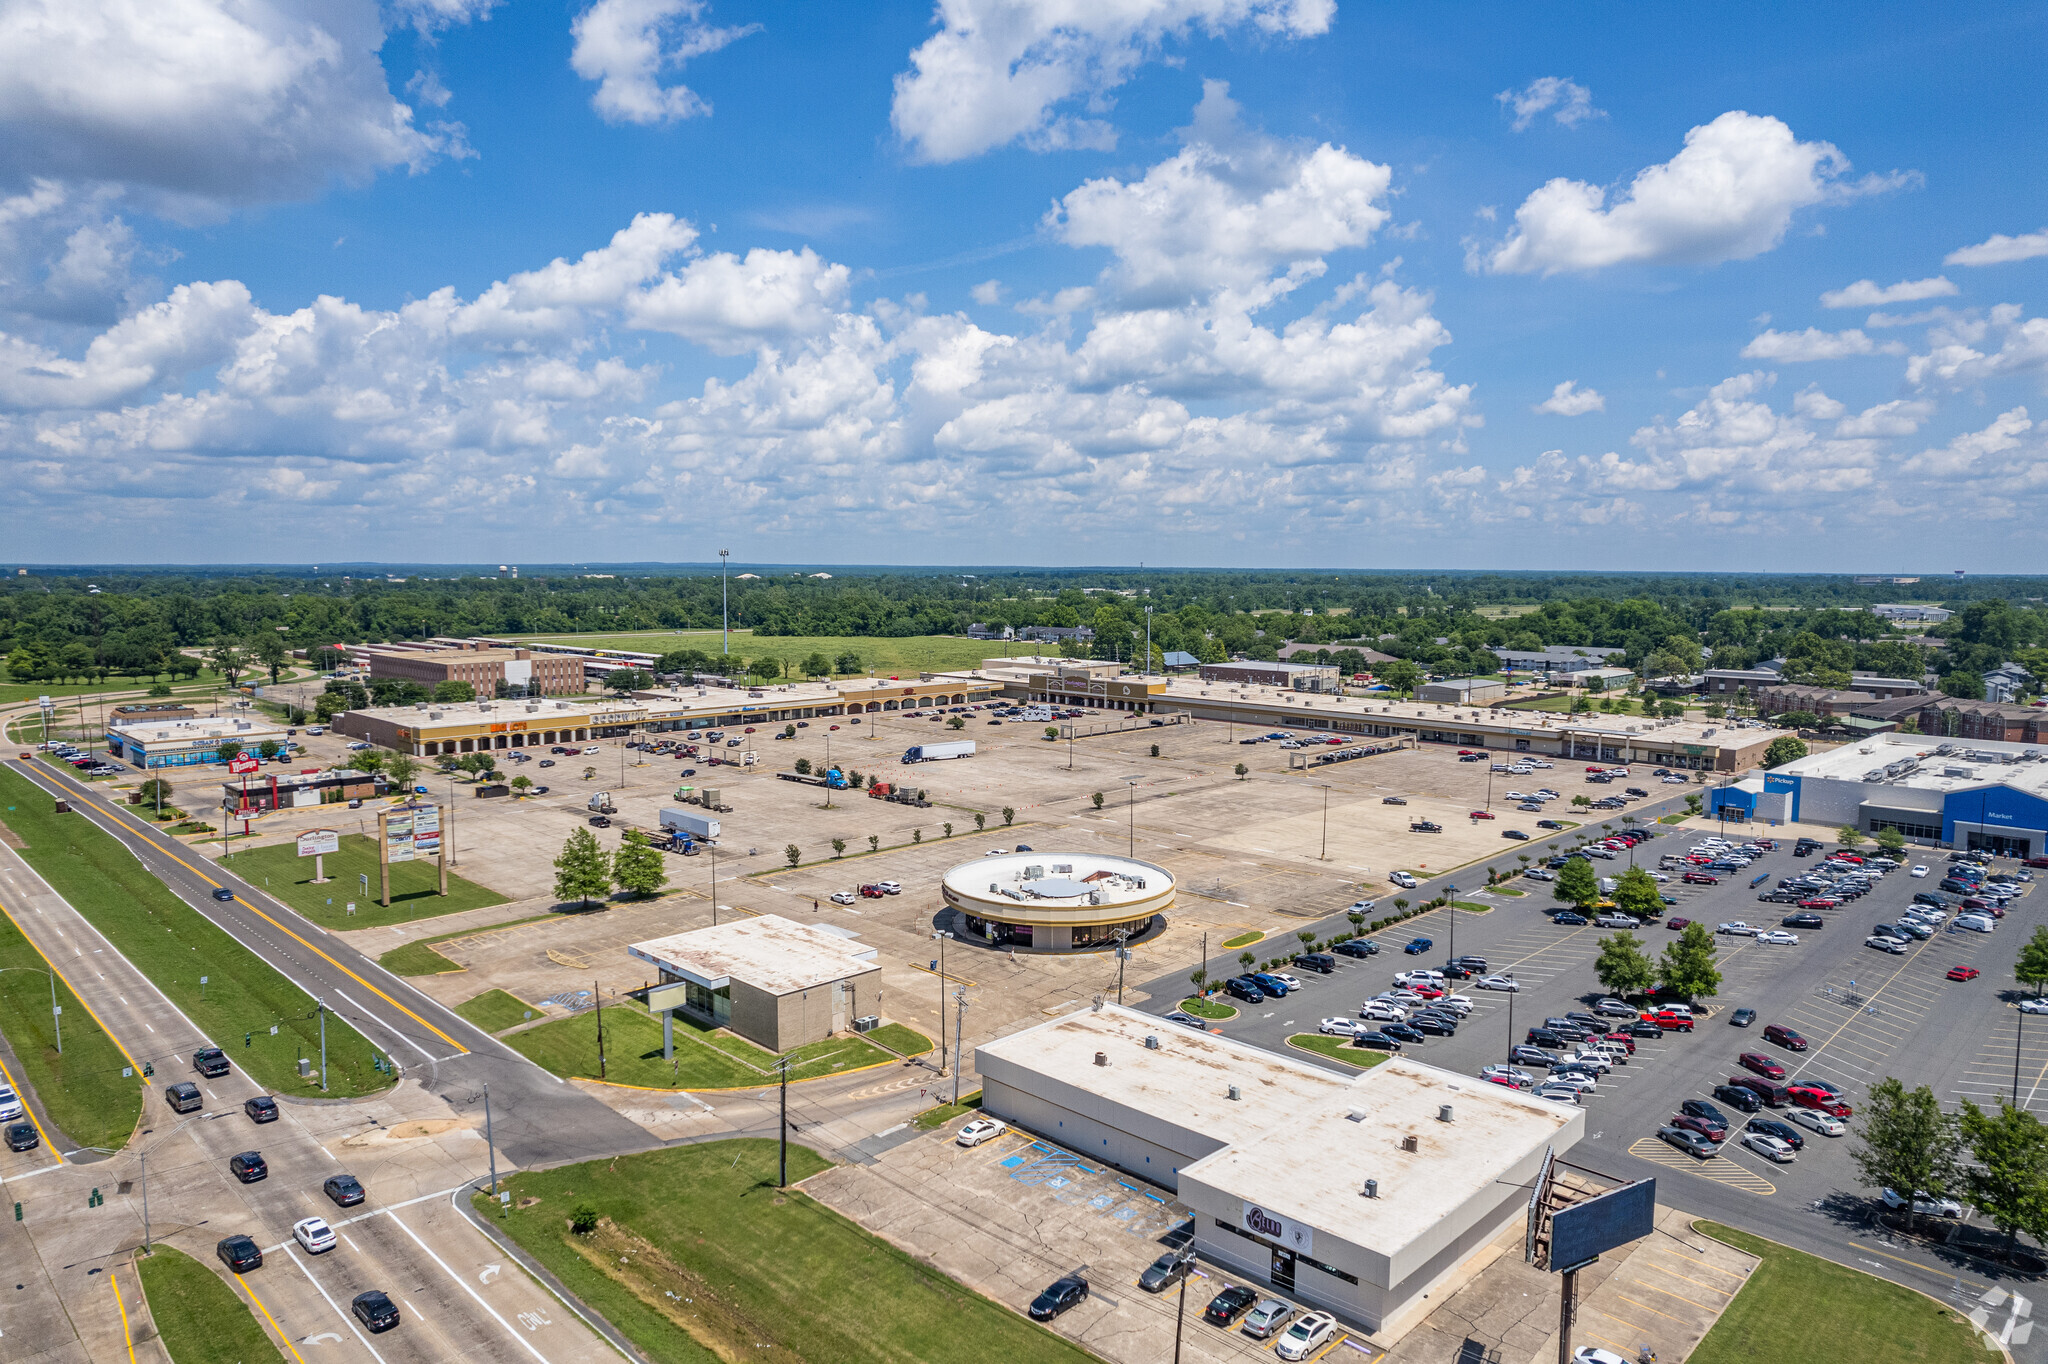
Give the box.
[570,1203,600,1234]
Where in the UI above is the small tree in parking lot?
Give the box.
[1876,827,1907,857]
[974,811,987,830]
[943,821,954,837]
[2015,927,2048,997]
[831,838,847,858]
[1838,825,1865,849]
[1002,806,1015,826]
[1091,791,1105,809]
[795,757,812,774]
[1239,952,1256,970]
[613,831,667,899]
[1657,923,1721,1001]
[511,775,533,796]
[785,843,801,867]
[553,828,612,909]
[867,834,879,853]
[1956,1098,2048,1255]
[1554,858,1599,907]
[1853,1079,1960,1224]
[1594,933,1656,997]
[1234,762,1248,780]
[1612,865,1663,919]
[385,754,419,788]
[1189,968,1208,994]
[1298,930,1315,951]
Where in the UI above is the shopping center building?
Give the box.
[976,1004,1580,1336]
[939,852,1173,950]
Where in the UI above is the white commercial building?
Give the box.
[976,1005,1580,1335]
[106,714,289,770]
[628,915,880,1053]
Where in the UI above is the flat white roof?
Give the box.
[109,716,285,740]
[1778,732,2048,797]
[943,852,1172,910]
[1181,1056,1576,1258]
[976,1005,1357,1151]
[627,914,879,995]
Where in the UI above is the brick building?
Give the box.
[1850,695,2048,744]
[365,643,584,695]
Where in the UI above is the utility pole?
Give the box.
[484,1082,499,1199]
[1171,1253,1193,1364]
[935,931,948,1076]
[719,550,731,656]
[1124,775,1142,857]
[952,985,968,1105]
[1320,783,1330,861]
[139,1150,151,1252]
[51,971,60,1054]
[595,978,607,1079]
[1115,929,1129,1005]
[710,847,719,925]
[318,999,327,1091]
[777,1055,791,1187]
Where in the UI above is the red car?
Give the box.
[1798,898,1839,909]
[1738,1052,1787,1080]
[1666,917,1692,930]
[1585,765,1604,772]
[1947,966,1981,982]
[1644,1010,1695,1032]
[1671,1112,1727,1142]
[1469,810,1496,820]
[1409,982,1446,999]
[1788,1085,1852,1118]
[1602,1031,1638,1054]
[1762,1024,1807,1051]
[1683,872,1719,885]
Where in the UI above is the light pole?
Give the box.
[1144,607,1152,676]
[710,846,719,925]
[719,550,731,657]
[1123,775,1142,857]
[933,930,948,1077]
[952,985,968,1105]
[1318,782,1330,861]
[0,968,61,1054]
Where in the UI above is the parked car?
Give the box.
[955,1117,1006,1147]
[1478,974,1521,992]
[1242,1299,1295,1339]
[1741,1131,1798,1163]
[1880,1188,1964,1219]
[1275,1311,1337,1361]
[1712,1083,1763,1114]
[1139,1253,1192,1293]
[1657,1125,1719,1158]
[1404,936,1434,955]
[1203,1284,1259,1327]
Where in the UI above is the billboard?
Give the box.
[385,812,415,864]
[1547,1179,1656,1272]
[297,829,340,857]
[412,804,442,856]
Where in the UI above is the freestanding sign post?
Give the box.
[297,828,339,884]
[377,803,446,907]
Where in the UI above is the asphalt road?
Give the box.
[1139,823,2048,1360]
[4,757,657,1172]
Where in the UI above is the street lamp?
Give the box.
[1122,774,1142,858]
[719,550,731,657]
[0,967,60,1054]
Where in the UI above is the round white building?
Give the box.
[940,852,1175,951]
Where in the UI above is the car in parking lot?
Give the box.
[2022,998,2048,1016]
[1728,1007,1756,1027]
[1203,1283,1259,1326]
[1553,911,1588,926]
[1754,929,1799,945]
[956,1117,1007,1147]
[1657,1125,1719,1158]
[1781,912,1825,929]
[1403,936,1433,954]
[1242,1299,1295,1339]
[1738,1051,1787,1079]
[1542,1070,1598,1093]
[1865,933,1910,954]
[1880,1188,1964,1218]
[1139,1253,1193,1293]
[1643,1009,1694,1031]
[1224,977,1265,1003]
[1742,1131,1798,1163]
[1319,1017,1365,1038]
[1948,966,1982,982]
[1275,1311,1337,1361]
[1480,1064,1534,1088]
[1352,1030,1404,1052]
[217,1234,263,1272]
[1788,1086,1853,1118]
[1763,1023,1807,1051]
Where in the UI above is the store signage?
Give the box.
[386,812,415,864]
[297,829,340,857]
[412,804,442,855]
[1240,1203,1314,1255]
[229,756,258,774]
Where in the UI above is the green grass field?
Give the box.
[0,767,393,1099]
[378,940,463,975]
[480,1140,1101,1364]
[0,900,140,1151]
[137,1246,287,1364]
[912,1091,984,1129]
[1691,1221,1982,1364]
[515,629,1040,675]
[1180,996,1237,1019]
[1288,1035,1392,1069]
[222,833,506,929]
[1221,930,1263,948]
[455,989,540,1033]
[864,1023,933,1056]
[506,1004,898,1089]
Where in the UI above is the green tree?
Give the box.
[510,775,533,795]
[207,640,248,689]
[147,681,173,698]
[1593,933,1657,996]
[1957,1099,2048,1255]
[432,680,475,702]
[385,754,419,788]
[250,632,288,684]
[1239,951,1256,970]
[1657,700,1684,719]
[786,843,801,867]
[1853,1078,1961,1218]
[1875,827,1907,857]
[348,750,388,776]
[945,714,965,730]
[1234,762,1248,780]
[216,739,244,766]
[1612,865,1663,919]
[867,834,879,853]
[833,651,862,674]
[1553,858,1598,907]
[554,827,613,907]
[831,838,847,858]
[1378,659,1419,697]
[942,822,953,837]
[1042,725,1056,739]
[606,668,652,695]
[1657,923,1722,1001]
[1189,968,1208,993]
[1942,671,1985,699]
[2016,926,2048,997]
[800,652,832,678]
[1684,793,1703,816]
[137,778,176,809]
[794,757,812,775]
[1762,736,1808,769]
[258,739,282,761]
[1091,791,1105,809]
[1837,825,1864,849]
[974,811,987,830]
[1001,806,1015,826]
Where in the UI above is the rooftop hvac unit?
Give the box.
[1093,1051,1109,1067]
[1227,1084,1242,1101]
[1144,1035,1160,1049]
[1399,1134,1419,1152]
[1438,1104,1455,1123]
[1362,1179,1379,1199]
[429,711,442,720]
[1346,1106,1368,1123]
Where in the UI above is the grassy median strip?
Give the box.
[454,989,539,1034]
[1690,1221,1983,1364]
[136,1246,287,1364]
[479,1139,1100,1364]
[1286,1035,1391,1069]
[378,939,464,975]
[0,767,393,1099]
[864,1022,933,1056]
[222,832,506,929]
[507,1005,898,1089]
[0,896,140,1150]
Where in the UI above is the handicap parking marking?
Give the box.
[1626,1137,1777,1195]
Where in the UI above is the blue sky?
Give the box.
[2,1,2044,570]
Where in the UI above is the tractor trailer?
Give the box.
[659,809,722,842]
[901,740,976,764]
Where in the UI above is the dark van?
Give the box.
[1293,953,1337,975]
[1224,976,1265,1004]
[1728,1075,1791,1107]
[166,1082,203,1114]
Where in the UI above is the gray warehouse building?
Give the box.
[628,915,880,1053]
[976,1005,1579,1336]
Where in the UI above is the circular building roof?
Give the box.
[941,852,1175,929]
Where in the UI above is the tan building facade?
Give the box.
[366,644,585,694]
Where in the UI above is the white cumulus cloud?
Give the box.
[570,0,756,126]
[889,0,1334,164]
[1534,380,1603,415]
[1482,111,1904,276]
[1741,327,1904,361]
[627,246,853,353]
[1819,276,1957,308]
[1946,229,2048,268]
[1496,78,1602,132]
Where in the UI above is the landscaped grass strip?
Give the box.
[378,939,464,976]
[1286,1035,1391,1069]
[222,833,506,929]
[136,1246,287,1364]
[1691,1220,1981,1364]
[481,1139,1101,1364]
[455,989,540,1034]
[0,767,392,1099]
[507,1006,896,1089]
[0,894,140,1151]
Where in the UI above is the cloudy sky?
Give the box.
[2,1,2044,570]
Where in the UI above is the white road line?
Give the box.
[388,1208,553,1364]
[286,1245,390,1363]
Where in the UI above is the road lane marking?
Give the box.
[0,890,148,1085]
[235,1271,311,1364]
[331,987,433,1062]
[284,1245,389,1363]
[111,1269,138,1364]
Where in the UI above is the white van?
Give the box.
[1956,914,1997,933]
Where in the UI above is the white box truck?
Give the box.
[902,740,976,764]
[660,809,722,841]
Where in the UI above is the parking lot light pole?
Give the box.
[1123,775,1142,857]
[719,550,731,655]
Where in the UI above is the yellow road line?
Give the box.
[236,1271,310,1364]
[25,776,467,1054]
[0,1046,58,1164]
[0,892,148,1083]
[111,1269,138,1364]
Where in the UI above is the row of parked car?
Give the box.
[1033,1256,1338,1359]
